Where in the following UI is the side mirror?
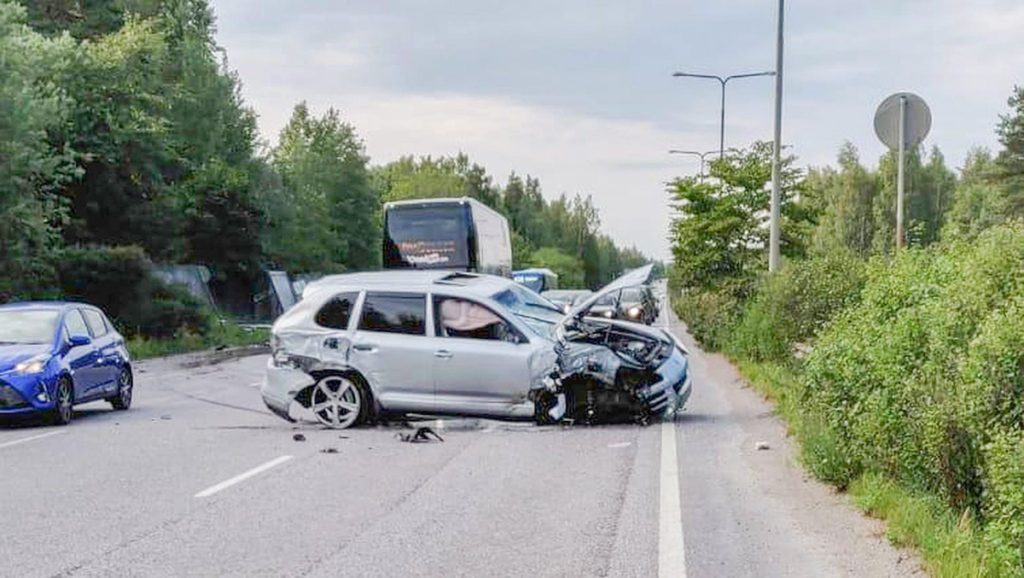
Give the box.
[69,335,92,347]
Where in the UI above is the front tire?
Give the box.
[108,367,133,411]
[309,374,365,429]
[49,377,73,426]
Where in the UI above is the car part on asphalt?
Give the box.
[396,426,444,443]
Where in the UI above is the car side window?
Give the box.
[83,309,108,337]
[315,292,359,330]
[64,310,90,338]
[358,293,426,335]
[433,296,524,343]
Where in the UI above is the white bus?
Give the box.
[383,197,513,277]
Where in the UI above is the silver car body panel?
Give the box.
[264,270,558,421]
[263,266,688,426]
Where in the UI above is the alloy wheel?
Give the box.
[56,379,73,424]
[310,375,361,429]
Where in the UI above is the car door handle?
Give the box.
[434,350,453,359]
[352,343,375,352]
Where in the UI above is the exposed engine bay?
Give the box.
[531,316,688,425]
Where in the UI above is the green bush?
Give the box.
[672,288,742,351]
[728,249,866,361]
[54,245,212,339]
[798,224,1024,571]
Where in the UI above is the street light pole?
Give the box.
[672,71,775,158]
[668,149,721,181]
[768,0,785,272]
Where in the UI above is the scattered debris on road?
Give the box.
[320,447,339,454]
[396,427,444,443]
[293,433,306,442]
[756,441,770,450]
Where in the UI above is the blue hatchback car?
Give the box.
[0,302,133,425]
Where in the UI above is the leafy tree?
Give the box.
[995,85,1024,201]
[526,246,584,288]
[669,141,810,293]
[0,1,77,300]
[272,102,380,272]
[943,148,1005,240]
[56,15,179,256]
[809,142,878,256]
[871,145,955,252]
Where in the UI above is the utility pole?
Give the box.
[768,0,785,272]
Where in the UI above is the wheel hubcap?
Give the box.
[310,376,360,428]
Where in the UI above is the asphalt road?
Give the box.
[2,295,923,577]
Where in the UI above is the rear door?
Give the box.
[348,292,437,412]
[82,308,119,393]
[62,310,100,400]
[431,295,535,416]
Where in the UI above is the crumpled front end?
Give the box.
[531,320,692,425]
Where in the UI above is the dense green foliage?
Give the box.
[55,245,209,338]
[670,84,1024,575]
[1,0,644,341]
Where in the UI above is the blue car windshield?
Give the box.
[492,286,563,339]
[0,310,59,344]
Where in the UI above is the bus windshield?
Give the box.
[384,205,469,269]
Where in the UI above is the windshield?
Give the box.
[620,287,643,304]
[0,310,59,344]
[492,285,563,339]
[384,205,469,269]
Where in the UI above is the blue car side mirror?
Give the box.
[69,335,92,347]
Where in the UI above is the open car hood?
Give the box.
[558,264,654,330]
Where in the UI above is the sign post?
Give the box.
[874,92,931,250]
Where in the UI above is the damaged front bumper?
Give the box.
[261,357,315,422]
[640,347,691,419]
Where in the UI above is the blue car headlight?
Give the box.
[15,355,51,375]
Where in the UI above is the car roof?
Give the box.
[304,270,516,300]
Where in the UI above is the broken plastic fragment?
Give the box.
[396,427,444,443]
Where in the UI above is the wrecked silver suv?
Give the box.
[261,265,691,428]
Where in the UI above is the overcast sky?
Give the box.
[211,0,1024,259]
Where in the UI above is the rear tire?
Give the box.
[108,367,133,411]
[49,377,73,426]
[308,373,367,429]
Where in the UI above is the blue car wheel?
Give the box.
[107,367,133,411]
[50,377,73,426]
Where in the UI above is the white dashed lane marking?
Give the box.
[194,455,293,498]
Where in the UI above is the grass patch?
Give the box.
[733,358,1023,577]
[127,321,269,360]
[850,472,1020,578]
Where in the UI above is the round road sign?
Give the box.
[874,92,931,150]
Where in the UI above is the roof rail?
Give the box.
[434,272,482,286]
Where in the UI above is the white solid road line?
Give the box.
[194,455,293,498]
[0,430,67,450]
[659,420,688,578]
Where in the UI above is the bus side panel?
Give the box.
[469,202,513,277]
